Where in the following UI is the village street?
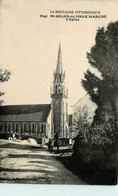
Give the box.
[0,140,85,185]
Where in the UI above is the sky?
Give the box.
[0,0,118,113]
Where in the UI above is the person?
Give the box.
[57,139,59,151]
[48,139,53,152]
[54,132,59,151]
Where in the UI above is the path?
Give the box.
[0,140,85,184]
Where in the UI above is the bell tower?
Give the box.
[50,43,69,139]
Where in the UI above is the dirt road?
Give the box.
[0,140,85,184]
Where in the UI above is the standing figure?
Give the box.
[48,139,53,152]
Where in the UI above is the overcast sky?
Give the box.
[0,0,118,113]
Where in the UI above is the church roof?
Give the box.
[0,104,51,122]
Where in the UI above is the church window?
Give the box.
[0,124,1,131]
[16,124,19,133]
[10,123,14,133]
[18,124,21,133]
[55,85,57,94]
[29,123,32,133]
[4,124,7,132]
[1,123,5,132]
[41,124,44,133]
[58,85,61,92]
[21,124,24,133]
[32,124,35,132]
[37,123,40,135]
[0,124,3,132]
[11,124,14,133]
[24,124,27,132]
[8,124,10,132]
[35,124,38,136]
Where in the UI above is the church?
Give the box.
[0,44,69,145]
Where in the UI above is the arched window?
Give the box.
[0,124,2,131]
[8,124,11,132]
[29,123,32,134]
[2,123,5,132]
[21,124,23,133]
[24,124,27,132]
[41,124,44,133]
[55,85,57,94]
[16,124,19,133]
[4,124,7,132]
[32,124,35,132]
[58,85,61,92]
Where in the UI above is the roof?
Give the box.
[0,104,51,122]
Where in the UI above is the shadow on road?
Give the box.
[0,167,54,173]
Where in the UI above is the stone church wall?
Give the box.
[0,121,49,141]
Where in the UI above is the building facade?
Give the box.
[0,44,69,144]
[50,43,69,140]
[0,104,51,143]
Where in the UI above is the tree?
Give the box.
[0,69,11,105]
[72,23,118,184]
[81,21,118,145]
[90,117,117,145]
[82,21,118,124]
[72,106,91,143]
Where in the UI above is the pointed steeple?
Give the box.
[56,43,63,74]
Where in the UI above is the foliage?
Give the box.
[72,22,118,183]
[72,106,91,143]
[81,21,118,123]
[0,69,11,105]
[73,111,117,146]
[79,21,118,145]
[72,21,118,148]
[90,117,117,145]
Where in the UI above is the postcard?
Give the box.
[0,0,118,186]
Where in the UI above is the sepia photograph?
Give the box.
[0,0,118,188]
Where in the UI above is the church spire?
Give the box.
[56,43,63,74]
